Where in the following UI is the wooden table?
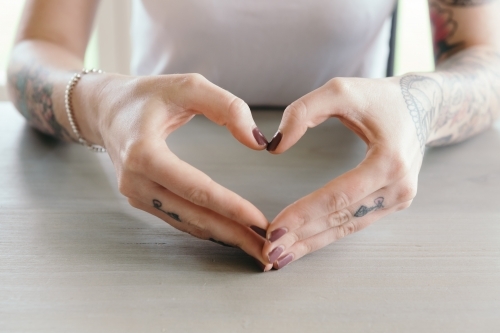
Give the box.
[1,101,499,332]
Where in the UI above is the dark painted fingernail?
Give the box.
[266,131,282,152]
[268,246,284,263]
[276,253,294,270]
[250,225,267,238]
[269,228,287,242]
[254,259,266,272]
[252,127,268,146]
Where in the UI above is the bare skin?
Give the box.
[262,0,500,269]
[8,0,500,272]
[8,0,273,271]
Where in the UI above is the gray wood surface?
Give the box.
[1,101,499,333]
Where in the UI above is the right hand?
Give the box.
[75,73,272,269]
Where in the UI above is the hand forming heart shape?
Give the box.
[103,73,423,272]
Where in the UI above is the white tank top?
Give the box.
[131,0,396,105]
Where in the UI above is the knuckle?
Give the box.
[288,207,309,229]
[396,200,413,211]
[326,209,351,228]
[182,73,206,88]
[325,191,350,214]
[298,241,313,256]
[326,77,349,95]
[127,198,140,209]
[396,182,418,202]
[288,231,301,243]
[337,221,357,239]
[228,97,248,120]
[185,181,213,207]
[121,140,151,174]
[387,154,411,180]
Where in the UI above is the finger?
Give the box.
[128,198,209,239]
[127,183,272,269]
[263,192,389,263]
[170,73,268,149]
[121,171,269,238]
[141,141,270,231]
[267,79,350,154]
[265,150,391,243]
[271,203,406,270]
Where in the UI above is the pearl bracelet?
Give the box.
[64,68,107,153]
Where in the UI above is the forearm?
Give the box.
[7,39,106,143]
[400,46,500,149]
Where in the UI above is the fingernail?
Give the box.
[269,228,287,242]
[276,253,294,270]
[268,245,284,263]
[254,259,266,272]
[252,127,268,146]
[266,131,282,152]
[250,225,267,238]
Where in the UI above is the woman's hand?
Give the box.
[263,77,424,269]
[75,73,272,269]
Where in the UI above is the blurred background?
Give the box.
[0,0,434,101]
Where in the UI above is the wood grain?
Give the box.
[1,102,499,333]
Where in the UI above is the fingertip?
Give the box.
[266,129,298,155]
[254,259,266,272]
[268,244,286,264]
[252,127,269,149]
[267,227,287,243]
[254,259,273,272]
[275,253,294,270]
[225,99,267,150]
[266,131,282,153]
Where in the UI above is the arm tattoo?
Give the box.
[430,1,498,60]
[400,75,443,153]
[409,2,500,150]
[152,199,182,222]
[8,65,72,141]
[401,49,500,151]
[434,51,500,139]
[354,197,384,218]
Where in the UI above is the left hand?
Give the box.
[263,76,427,269]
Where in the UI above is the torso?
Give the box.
[131,0,397,105]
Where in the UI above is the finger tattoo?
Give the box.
[208,238,234,248]
[354,197,385,217]
[152,199,182,222]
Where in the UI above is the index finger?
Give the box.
[145,140,270,231]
